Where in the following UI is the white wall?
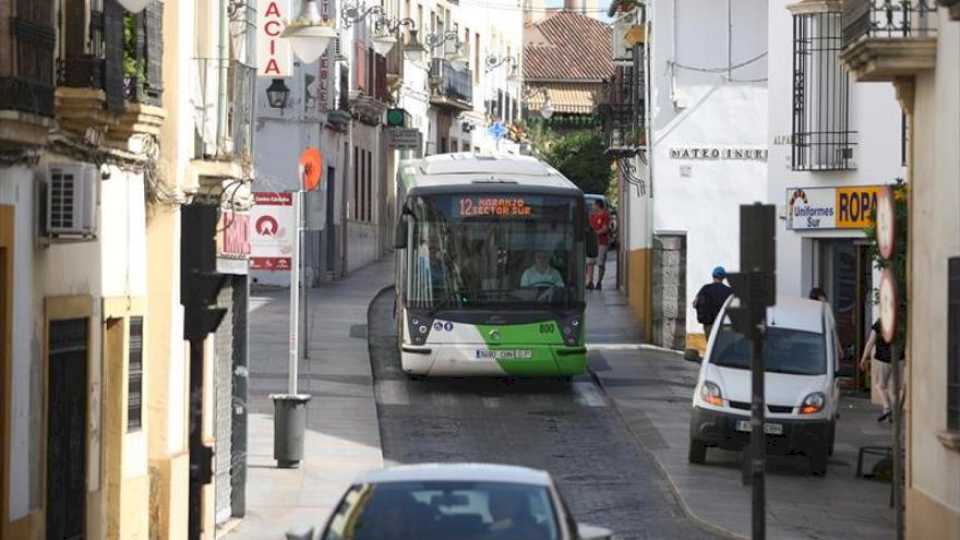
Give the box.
[0,161,147,521]
[765,0,905,298]
[909,13,960,515]
[650,0,768,132]
[652,85,768,334]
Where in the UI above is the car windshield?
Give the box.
[710,323,827,375]
[406,193,584,310]
[321,480,560,540]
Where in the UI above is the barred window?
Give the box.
[128,316,144,432]
[949,258,960,432]
[792,9,857,171]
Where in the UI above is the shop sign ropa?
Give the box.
[785,185,884,230]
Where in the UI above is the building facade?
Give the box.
[607,0,769,350]
[0,0,254,538]
[768,0,905,386]
[840,1,960,536]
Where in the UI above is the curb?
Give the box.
[365,285,397,470]
[587,363,746,540]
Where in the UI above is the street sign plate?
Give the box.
[386,128,422,149]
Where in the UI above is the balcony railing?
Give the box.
[429,58,473,109]
[843,0,938,47]
[598,62,644,157]
[193,58,256,161]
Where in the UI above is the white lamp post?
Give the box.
[282,0,338,64]
[372,33,397,56]
[117,0,151,13]
[540,99,554,120]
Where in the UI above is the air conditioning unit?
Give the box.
[39,163,98,241]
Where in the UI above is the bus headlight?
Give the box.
[699,381,723,407]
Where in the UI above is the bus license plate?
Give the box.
[736,420,783,435]
[475,349,533,360]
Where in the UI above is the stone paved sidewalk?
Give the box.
[224,259,394,540]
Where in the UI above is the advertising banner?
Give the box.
[250,192,294,270]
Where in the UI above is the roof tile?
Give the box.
[523,11,614,82]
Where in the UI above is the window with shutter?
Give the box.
[143,2,163,105]
[103,0,125,112]
[128,316,144,431]
[0,0,55,116]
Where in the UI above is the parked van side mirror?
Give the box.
[684,348,702,364]
[394,218,408,249]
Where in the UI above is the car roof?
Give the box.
[765,296,825,334]
[354,463,553,486]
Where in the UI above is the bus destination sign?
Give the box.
[458,197,533,218]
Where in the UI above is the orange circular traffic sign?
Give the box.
[299,147,323,191]
[876,186,895,260]
[879,267,897,344]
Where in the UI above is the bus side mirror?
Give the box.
[586,229,598,258]
[394,219,408,249]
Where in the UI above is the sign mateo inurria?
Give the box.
[258,0,292,77]
[669,146,768,161]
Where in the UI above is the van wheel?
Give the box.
[809,449,828,476]
[688,439,707,464]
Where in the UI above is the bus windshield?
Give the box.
[406,192,584,310]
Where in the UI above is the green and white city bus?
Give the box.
[393,153,595,377]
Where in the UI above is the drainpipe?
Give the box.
[217,0,230,152]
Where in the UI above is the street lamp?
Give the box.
[117,0,152,13]
[266,78,291,109]
[485,54,517,74]
[372,32,397,56]
[540,98,554,120]
[403,30,427,62]
[281,0,338,64]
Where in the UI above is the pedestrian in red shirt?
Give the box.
[587,199,610,290]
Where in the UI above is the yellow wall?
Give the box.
[627,248,652,341]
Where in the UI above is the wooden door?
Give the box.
[46,319,88,540]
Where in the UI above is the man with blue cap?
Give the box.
[693,266,733,340]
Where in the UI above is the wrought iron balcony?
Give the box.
[940,0,960,19]
[193,58,256,162]
[840,0,938,81]
[429,58,473,111]
[597,64,644,157]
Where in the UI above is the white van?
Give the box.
[688,296,841,475]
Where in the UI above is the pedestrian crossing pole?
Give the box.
[726,203,776,540]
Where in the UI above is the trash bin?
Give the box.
[271,393,312,468]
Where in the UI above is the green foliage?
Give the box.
[864,179,909,343]
[123,14,146,81]
[540,130,614,195]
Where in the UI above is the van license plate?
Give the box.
[736,420,783,435]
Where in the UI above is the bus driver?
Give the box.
[520,251,564,289]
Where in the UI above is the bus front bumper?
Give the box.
[400,344,587,377]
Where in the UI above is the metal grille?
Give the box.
[843,0,938,47]
[949,257,960,431]
[128,316,144,432]
[598,45,644,158]
[193,58,256,160]
[49,169,77,230]
[792,10,857,171]
[429,58,472,104]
